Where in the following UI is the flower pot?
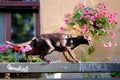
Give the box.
[45,73,62,79]
[111,76,120,78]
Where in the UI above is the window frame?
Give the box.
[0,1,40,41]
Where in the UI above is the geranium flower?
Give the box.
[59,26,65,31]
[89,26,94,31]
[65,13,71,18]
[97,23,102,28]
[19,47,26,53]
[81,24,87,32]
[20,45,32,53]
[0,45,6,53]
[99,9,106,15]
[104,42,112,47]
[64,18,70,24]
[4,44,13,49]
[90,16,95,21]
[109,33,116,38]
[113,41,118,46]
[102,3,107,10]
[102,29,107,33]
[25,45,32,51]
[94,13,100,18]
[89,20,94,25]
[82,10,91,15]
[79,3,86,9]
[13,45,19,51]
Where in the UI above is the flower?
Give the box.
[13,45,19,51]
[113,41,118,47]
[79,3,86,9]
[81,24,87,32]
[25,45,32,51]
[64,18,70,24]
[109,33,116,38]
[0,45,6,53]
[82,9,91,14]
[59,26,65,31]
[104,42,112,47]
[19,45,32,53]
[65,13,72,18]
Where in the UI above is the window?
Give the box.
[11,13,35,43]
[0,0,40,43]
[0,13,5,44]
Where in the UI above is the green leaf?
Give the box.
[81,55,89,62]
[88,46,95,55]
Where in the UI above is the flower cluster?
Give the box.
[0,44,32,62]
[61,2,119,47]
[0,44,13,53]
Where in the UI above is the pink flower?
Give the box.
[4,44,13,49]
[108,19,112,23]
[108,13,116,22]
[109,33,116,38]
[80,3,86,9]
[64,18,70,24]
[90,16,95,21]
[65,13,71,18]
[20,45,32,53]
[59,26,65,31]
[80,16,84,19]
[102,2,107,10]
[94,13,100,18]
[89,20,94,25]
[113,41,118,46]
[104,42,112,47]
[82,10,91,14]
[0,45,6,53]
[19,47,26,53]
[25,45,32,51]
[114,20,119,24]
[89,26,94,31]
[97,23,102,28]
[102,29,107,33]
[99,9,106,15]
[81,24,87,32]
[85,15,90,18]
[103,5,107,10]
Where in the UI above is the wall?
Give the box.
[40,0,120,78]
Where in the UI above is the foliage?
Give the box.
[110,72,120,77]
[88,45,95,55]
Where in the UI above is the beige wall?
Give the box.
[40,0,120,78]
[40,0,120,62]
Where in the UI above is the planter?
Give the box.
[111,76,120,78]
[45,73,62,79]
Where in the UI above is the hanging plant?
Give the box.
[59,2,119,57]
[60,2,119,48]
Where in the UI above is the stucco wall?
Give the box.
[40,0,120,78]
